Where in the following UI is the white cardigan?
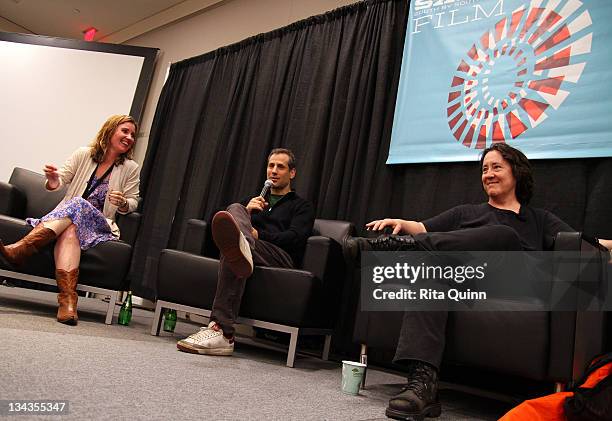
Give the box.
[46,147,140,238]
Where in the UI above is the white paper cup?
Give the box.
[341,360,367,395]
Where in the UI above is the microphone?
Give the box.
[259,179,273,198]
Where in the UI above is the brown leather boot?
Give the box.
[0,224,56,268]
[56,268,79,325]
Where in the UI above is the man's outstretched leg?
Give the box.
[177,204,293,356]
[176,257,237,356]
[177,205,253,356]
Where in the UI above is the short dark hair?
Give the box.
[268,148,296,169]
[480,143,534,205]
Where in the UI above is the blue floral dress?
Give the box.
[26,176,116,250]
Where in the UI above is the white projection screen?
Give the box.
[0,32,157,181]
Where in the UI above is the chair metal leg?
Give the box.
[151,302,163,336]
[322,335,332,361]
[104,290,119,325]
[360,344,368,389]
[286,329,299,368]
[554,382,565,393]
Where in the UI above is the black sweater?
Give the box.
[241,191,314,266]
[423,203,573,251]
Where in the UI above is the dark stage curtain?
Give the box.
[130,0,410,299]
[131,0,612,343]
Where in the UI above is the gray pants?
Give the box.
[210,203,294,336]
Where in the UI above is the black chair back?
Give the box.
[9,168,66,218]
[312,219,353,244]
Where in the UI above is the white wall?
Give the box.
[125,0,359,164]
[0,40,145,182]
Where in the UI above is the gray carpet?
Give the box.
[0,285,513,420]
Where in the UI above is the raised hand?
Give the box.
[246,196,267,213]
[43,164,59,190]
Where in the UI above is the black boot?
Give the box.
[344,234,418,266]
[368,234,417,252]
[386,361,441,421]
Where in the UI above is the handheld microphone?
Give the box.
[259,179,273,198]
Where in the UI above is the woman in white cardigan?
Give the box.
[0,115,140,325]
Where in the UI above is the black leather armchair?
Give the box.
[0,168,140,324]
[152,218,354,367]
[352,232,610,389]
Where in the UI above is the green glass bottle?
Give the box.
[118,291,133,326]
[163,309,177,332]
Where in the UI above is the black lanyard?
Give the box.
[82,164,114,200]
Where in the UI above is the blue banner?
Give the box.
[388,0,612,164]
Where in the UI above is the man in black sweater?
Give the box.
[177,148,314,356]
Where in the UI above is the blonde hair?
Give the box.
[89,115,138,165]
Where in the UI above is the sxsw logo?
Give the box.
[415,0,467,11]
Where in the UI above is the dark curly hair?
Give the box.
[480,143,534,205]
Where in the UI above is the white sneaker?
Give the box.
[177,322,234,356]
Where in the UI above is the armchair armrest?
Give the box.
[554,231,610,253]
[180,219,208,255]
[550,231,608,306]
[301,236,333,281]
[116,212,141,246]
[302,235,345,295]
[0,181,26,218]
[301,234,346,326]
[549,231,608,381]
[553,232,582,251]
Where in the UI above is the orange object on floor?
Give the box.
[500,357,612,421]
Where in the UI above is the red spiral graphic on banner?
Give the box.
[447,0,592,149]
